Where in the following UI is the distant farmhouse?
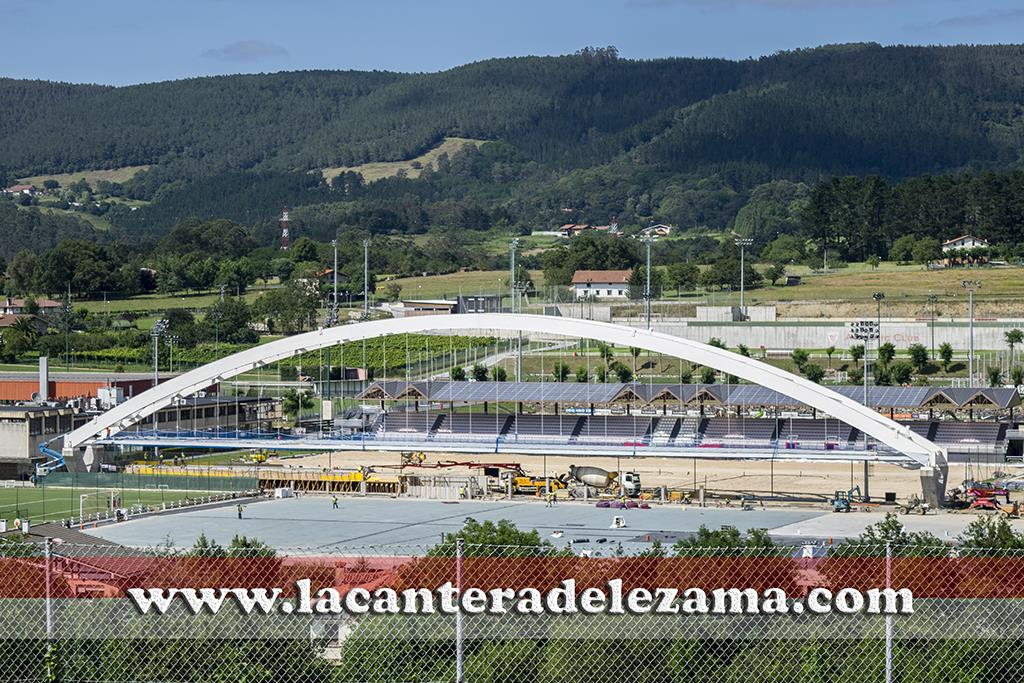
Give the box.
[942,235,991,267]
[557,219,621,239]
[3,184,36,196]
[642,224,673,237]
[572,269,631,299]
[0,298,61,315]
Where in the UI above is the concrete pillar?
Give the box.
[920,462,949,508]
[862,461,870,502]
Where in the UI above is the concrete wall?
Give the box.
[628,319,1024,351]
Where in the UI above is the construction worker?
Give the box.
[332,494,339,509]
[545,492,553,508]
[237,504,244,520]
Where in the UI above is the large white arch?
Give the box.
[66,313,945,470]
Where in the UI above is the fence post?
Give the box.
[455,538,464,683]
[44,537,54,681]
[885,542,893,683]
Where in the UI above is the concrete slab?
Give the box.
[80,497,827,553]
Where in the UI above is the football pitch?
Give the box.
[0,484,217,527]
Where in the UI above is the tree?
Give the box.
[866,254,881,269]
[629,346,641,376]
[201,298,258,344]
[889,235,916,263]
[939,342,954,371]
[597,342,614,366]
[764,262,786,285]
[790,348,810,371]
[803,363,825,383]
[575,366,589,382]
[281,389,314,424]
[849,344,865,363]
[471,363,488,381]
[878,342,896,366]
[908,343,929,373]
[613,361,632,383]
[382,282,403,302]
[1005,329,1023,359]
[552,361,569,382]
[627,265,664,301]
[252,280,319,335]
[959,515,1024,551]
[595,365,608,383]
[987,366,1004,387]
[673,525,779,557]
[214,257,255,294]
[491,366,507,381]
[737,344,751,357]
[825,345,836,368]
[665,262,698,296]
[890,360,913,385]
[911,237,941,265]
[451,366,466,381]
[1013,366,1024,388]
[708,338,726,349]
[699,366,716,384]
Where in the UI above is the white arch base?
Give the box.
[63,314,948,504]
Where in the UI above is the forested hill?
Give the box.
[5,43,1024,245]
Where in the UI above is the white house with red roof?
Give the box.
[571,269,632,299]
[3,184,36,196]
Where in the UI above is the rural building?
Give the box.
[0,298,61,315]
[942,235,991,266]
[391,299,460,317]
[643,224,674,237]
[572,270,631,299]
[0,370,170,405]
[3,184,37,196]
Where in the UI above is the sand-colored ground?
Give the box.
[266,449,989,504]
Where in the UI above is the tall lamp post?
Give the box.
[362,238,370,318]
[326,239,339,401]
[151,319,167,458]
[734,237,754,320]
[962,280,981,385]
[851,316,879,502]
[510,238,523,381]
[927,292,938,360]
[642,234,655,330]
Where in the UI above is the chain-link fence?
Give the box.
[1,538,1023,682]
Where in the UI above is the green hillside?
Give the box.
[4,43,1024,246]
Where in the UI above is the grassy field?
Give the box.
[384,269,545,300]
[16,165,150,187]
[77,287,269,313]
[0,485,204,527]
[322,137,486,183]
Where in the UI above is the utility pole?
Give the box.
[363,238,370,318]
[734,237,753,320]
[962,280,981,385]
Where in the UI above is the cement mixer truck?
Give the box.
[563,465,641,498]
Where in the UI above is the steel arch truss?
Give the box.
[64,314,946,470]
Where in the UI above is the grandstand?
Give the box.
[362,381,1019,462]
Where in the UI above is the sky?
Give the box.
[3,0,1024,85]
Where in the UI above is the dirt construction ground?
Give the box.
[267,450,997,504]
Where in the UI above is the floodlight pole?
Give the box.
[962,280,981,384]
[642,235,654,330]
[327,239,339,401]
[927,292,937,360]
[363,239,370,317]
[734,237,753,320]
[510,238,522,382]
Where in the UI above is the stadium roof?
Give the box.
[357,381,1021,410]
